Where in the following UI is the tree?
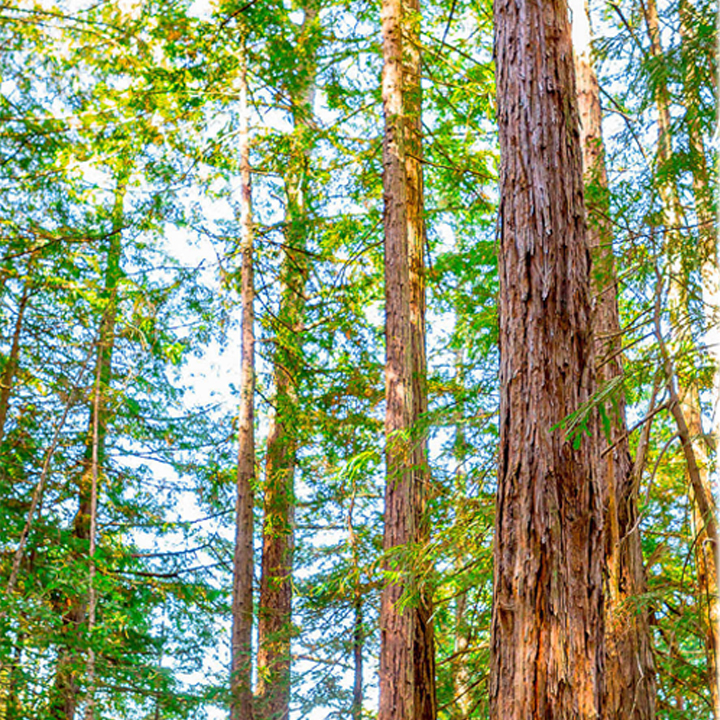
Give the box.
[569,2,657,717]
[378,0,437,714]
[230,22,255,720]
[256,4,319,719]
[489,0,604,717]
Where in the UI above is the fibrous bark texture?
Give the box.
[230,29,255,720]
[378,0,414,715]
[379,0,437,716]
[490,1,604,718]
[570,2,656,717]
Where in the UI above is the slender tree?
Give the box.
[489,0,604,718]
[405,0,436,713]
[230,25,255,720]
[50,176,127,720]
[641,0,719,712]
[378,0,436,715]
[256,5,318,719]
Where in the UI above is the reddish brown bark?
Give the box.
[570,3,656,717]
[405,0,436,716]
[490,0,604,718]
[378,0,414,715]
[378,0,436,716]
[230,29,255,720]
[255,7,317,720]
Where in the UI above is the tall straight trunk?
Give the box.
[378,0,436,715]
[50,179,126,720]
[642,1,719,713]
[378,0,414,715]
[678,17,720,697]
[230,29,255,720]
[489,1,604,718]
[0,278,30,446]
[255,7,317,720]
[404,0,436,717]
[570,2,656,717]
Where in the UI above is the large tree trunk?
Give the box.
[641,1,719,713]
[50,179,126,720]
[489,1,604,718]
[255,7,317,720]
[569,2,656,717]
[230,29,255,720]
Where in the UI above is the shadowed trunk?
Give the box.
[489,1,604,718]
[404,0,436,715]
[570,2,656,717]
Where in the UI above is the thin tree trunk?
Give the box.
[347,486,364,720]
[642,1,719,713]
[351,588,363,720]
[404,0,436,716]
[83,360,102,720]
[50,179,126,720]
[569,2,656,717]
[490,1,604,718]
[378,0,416,715]
[255,7,317,720]
[0,279,30,446]
[230,28,255,720]
[678,8,720,703]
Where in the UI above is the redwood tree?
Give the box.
[378,0,436,715]
[570,2,657,716]
[489,0,604,717]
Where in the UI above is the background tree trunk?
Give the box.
[569,2,657,717]
[642,1,719,713]
[489,0,604,717]
[378,0,414,715]
[255,6,317,719]
[0,277,30,447]
[50,178,127,720]
[230,29,255,720]
[404,0,436,715]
